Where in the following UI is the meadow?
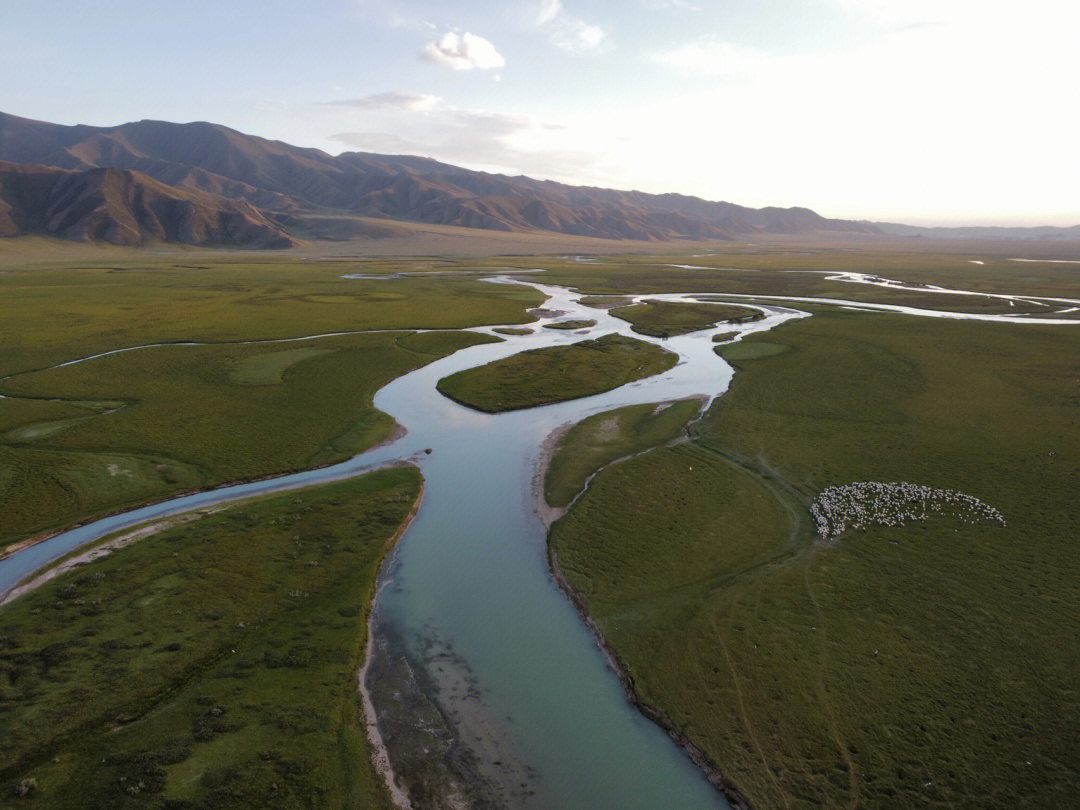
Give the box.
[549,310,1080,809]
[0,259,542,377]
[608,300,762,337]
[0,466,421,809]
[543,399,703,509]
[4,241,1080,810]
[435,333,677,413]
[0,255,549,550]
[0,329,495,551]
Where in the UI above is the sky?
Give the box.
[3,0,1078,226]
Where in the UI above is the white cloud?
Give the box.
[612,1,1080,225]
[420,31,505,71]
[533,1,605,52]
[552,20,605,51]
[322,91,441,111]
[652,40,772,76]
[536,0,562,25]
[337,131,427,153]
[331,105,601,181]
[830,0,972,27]
[351,0,426,30]
[640,0,700,10]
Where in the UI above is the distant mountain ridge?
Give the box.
[0,111,1075,248]
[871,221,1080,240]
[0,160,297,248]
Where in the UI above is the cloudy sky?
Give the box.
[4,0,1078,226]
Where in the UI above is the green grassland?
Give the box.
[492,326,533,336]
[0,330,495,550]
[542,319,597,330]
[544,399,703,509]
[610,300,762,337]
[4,243,1079,810]
[0,466,421,809]
[549,311,1080,808]
[715,340,790,361]
[229,348,335,385]
[0,258,541,553]
[436,334,677,413]
[578,295,634,309]
[0,261,542,377]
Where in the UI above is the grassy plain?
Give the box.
[0,466,421,809]
[436,334,677,413]
[610,300,762,337]
[550,311,1080,808]
[714,340,789,361]
[0,256,544,549]
[5,240,1080,809]
[0,330,494,550]
[0,261,541,377]
[544,399,702,509]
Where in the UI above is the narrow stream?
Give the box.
[2,275,1072,808]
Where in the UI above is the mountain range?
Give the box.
[0,111,1075,249]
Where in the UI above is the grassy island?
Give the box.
[492,327,533,336]
[543,319,597,330]
[436,334,677,413]
[610,299,762,337]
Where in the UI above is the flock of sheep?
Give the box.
[810,481,1006,539]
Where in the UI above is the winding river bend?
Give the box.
[2,276,1073,808]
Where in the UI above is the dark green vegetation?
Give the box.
[578,295,633,309]
[542,319,597,330]
[610,299,762,337]
[714,340,789,361]
[550,312,1080,808]
[0,330,495,550]
[436,334,677,413]
[0,467,422,809]
[544,399,702,509]
[492,326,533,336]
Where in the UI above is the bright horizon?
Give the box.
[4,0,1078,228]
